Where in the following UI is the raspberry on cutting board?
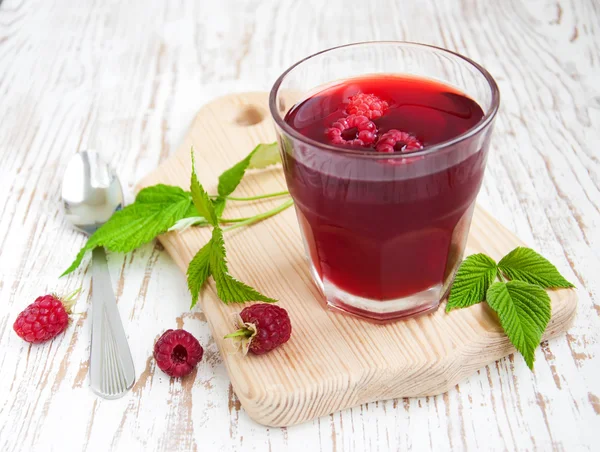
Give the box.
[225,303,292,355]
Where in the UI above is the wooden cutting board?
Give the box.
[137,92,578,427]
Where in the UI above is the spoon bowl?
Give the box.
[62,151,124,235]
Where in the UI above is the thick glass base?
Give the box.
[308,262,442,321]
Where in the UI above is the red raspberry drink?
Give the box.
[270,43,499,320]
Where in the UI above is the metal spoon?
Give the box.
[61,151,135,399]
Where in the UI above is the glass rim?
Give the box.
[268,41,500,159]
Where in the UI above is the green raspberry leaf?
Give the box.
[61,185,192,276]
[134,184,190,205]
[217,155,252,198]
[217,142,280,198]
[182,202,201,219]
[209,228,276,303]
[248,142,280,169]
[212,197,227,217]
[446,253,497,312]
[61,246,89,277]
[486,280,551,369]
[186,149,277,306]
[498,247,575,289]
[187,240,213,308]
[190,149,218,226]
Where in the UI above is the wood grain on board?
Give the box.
[0,0,597,450]
[137,92,578,426]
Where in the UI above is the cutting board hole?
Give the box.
[235,105,265,126]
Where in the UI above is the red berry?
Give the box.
[226,304,291,355]
[346,93,389,119]
[13,294,74,343]
[326,114,377,147]
[376,129,423,153]
[153,329,203,378]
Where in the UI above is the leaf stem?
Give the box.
[219,216,252,223]
[223,198,294,232]
[210,190,290,202]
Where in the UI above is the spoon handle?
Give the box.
[90,247,135,399]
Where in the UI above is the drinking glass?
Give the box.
[269,42,500,321]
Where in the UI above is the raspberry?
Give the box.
[13,293,76,343]
[225,304,291,355]
[346,93,388,119]
[326,114,377,147]
[376,129,423,153]
[153,329,204,378]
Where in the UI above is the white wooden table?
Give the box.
[1,0,598,450]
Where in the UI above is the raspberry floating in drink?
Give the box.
[346,92,389,119]
[326,114,377,146]
[375,129,423,153]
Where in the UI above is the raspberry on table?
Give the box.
[13,293,76,343]
[326,114,377,147]
[346,93,389,119]
[225,303,291,355]
[375,129,423,153]
[153,329,204,378]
